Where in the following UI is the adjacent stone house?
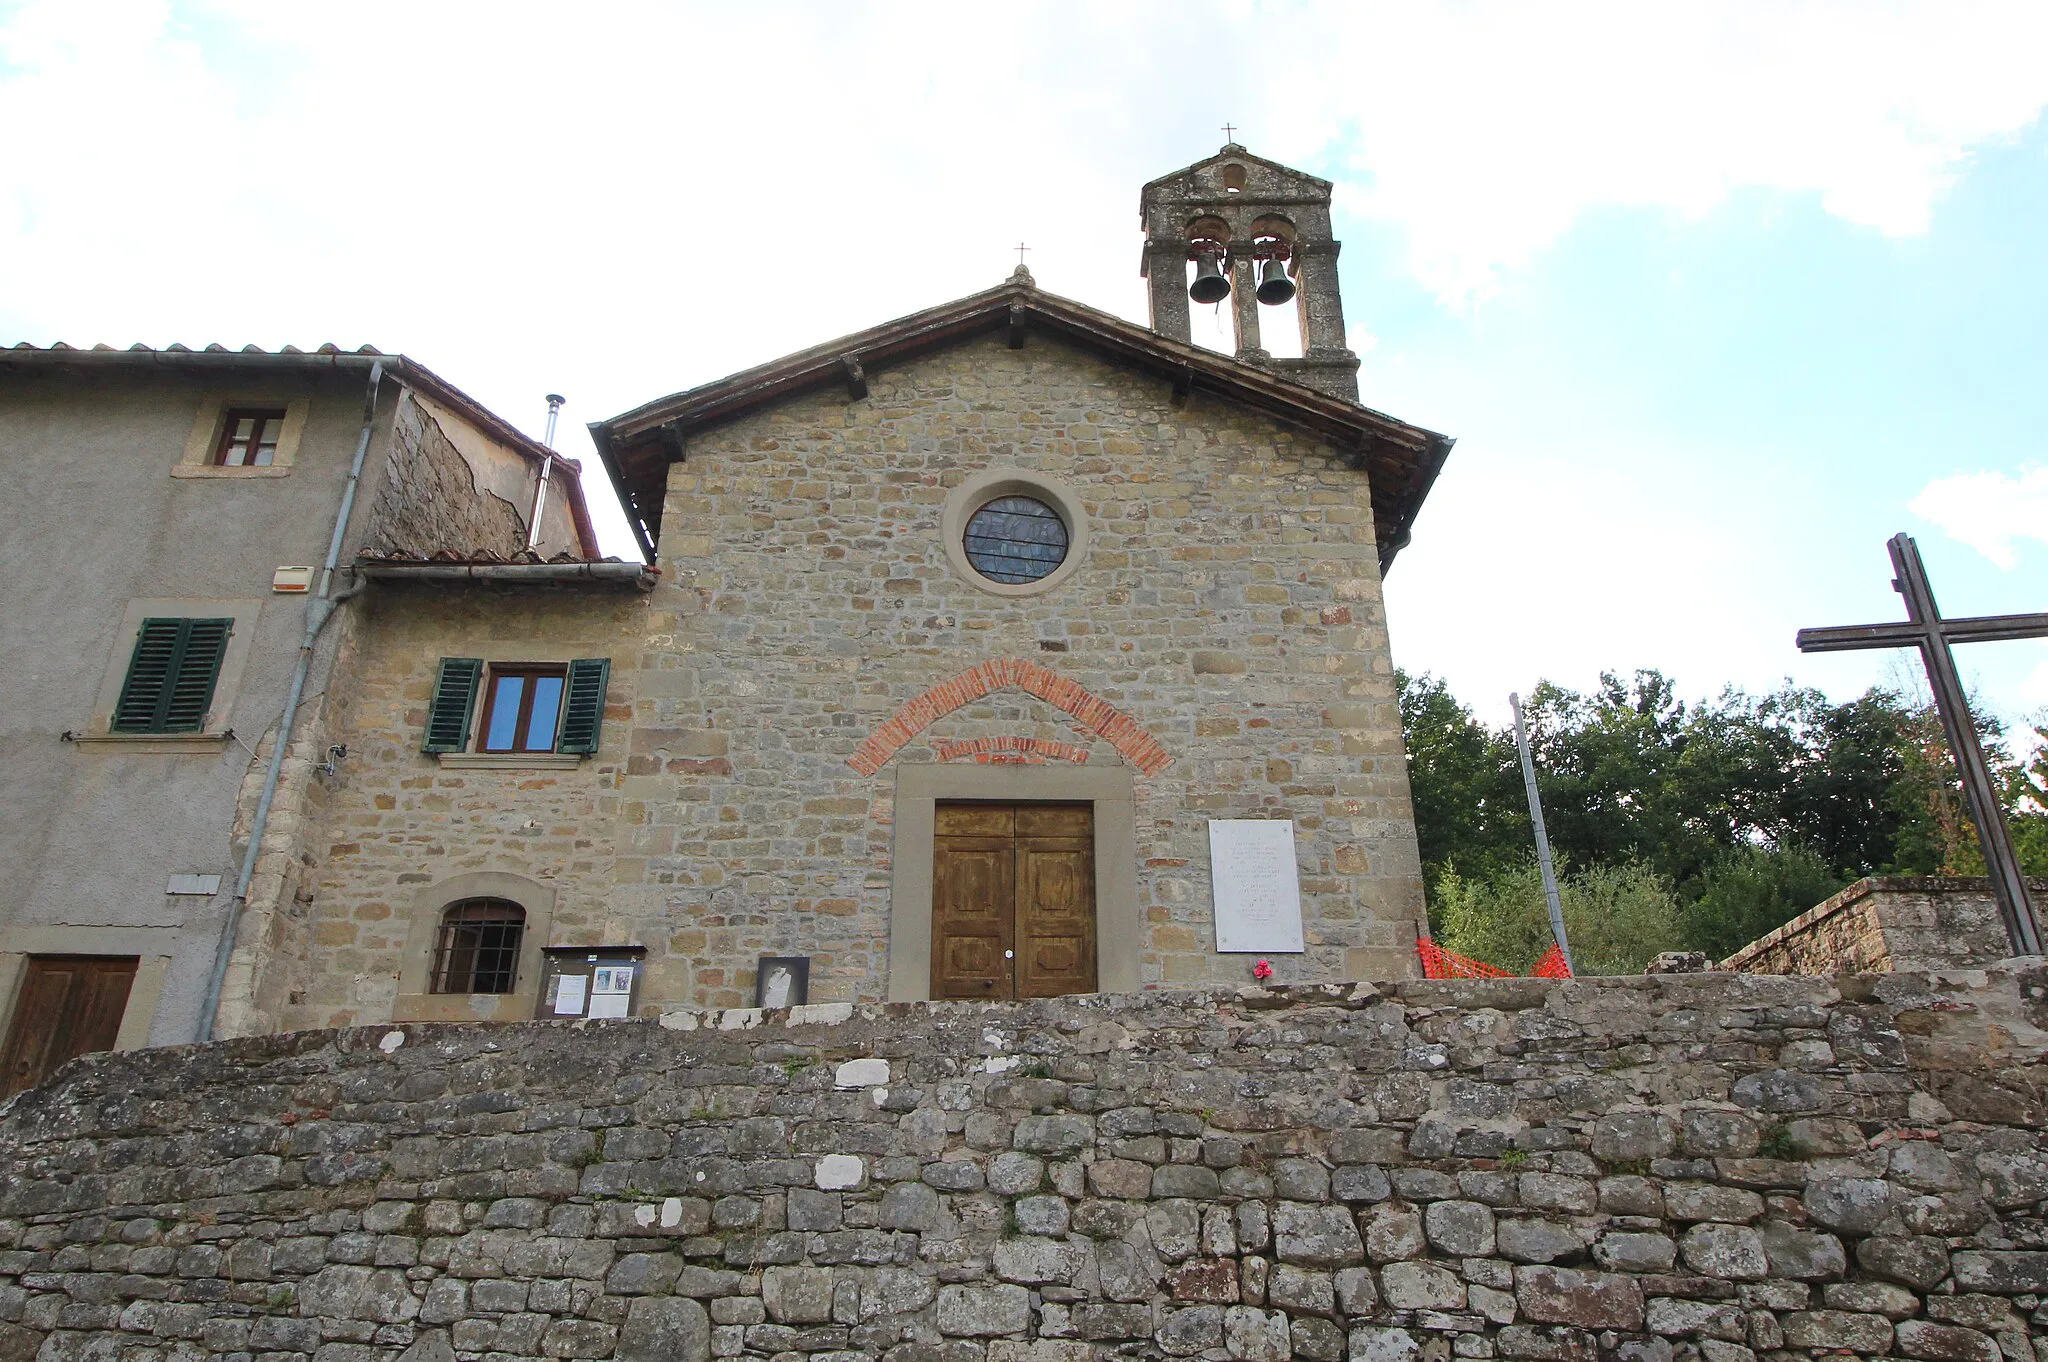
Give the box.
[0,343,598,1083]
[267,145,1454,1027]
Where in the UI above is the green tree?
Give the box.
[1679,844,1846,961]
[1396,670,1524,884]
[1433,859,1684,976]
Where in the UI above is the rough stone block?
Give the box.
[1273,1202,1365,1267]
[1758,1221,1846,1280]
[1497,1217,1583,1265]
[1381,1262,1465,1311]
[1423,1200,1495,1257]
[619,1299,710,1362]
[1513,1266,1646,1330]
[1662,1183,1763,1223]
[1781,1311,1895,1353]
[764,1267,835,1324]
[1679,1223,1768,1280]
[1895,1320,2002,1362]
[1223,1306,1290,1362]
[1156,1305,1224,1356]
[1593,1232,1675,1274]
[994,1237,1088,1285]
[1349,1325,1421,1362]
[937,1285,1031,1338]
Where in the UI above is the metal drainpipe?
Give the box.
[196,360,386,1043]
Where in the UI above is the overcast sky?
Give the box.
[6,1,2048,732]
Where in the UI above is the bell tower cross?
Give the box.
[1138,142,1362,403]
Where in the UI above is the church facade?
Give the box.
[243,145,1456,1028]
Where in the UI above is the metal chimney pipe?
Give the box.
[527,394,566,550]
[543,393,565,449]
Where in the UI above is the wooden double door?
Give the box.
[1,956,137,1098]
[933,803,1096,999]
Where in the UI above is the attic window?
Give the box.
[1222,164,1246,194]
[215,408,287,466]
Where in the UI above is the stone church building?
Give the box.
[0,144,1453,1060]
[268,144,1451,1028]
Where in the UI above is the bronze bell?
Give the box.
[1256,255,1296,306]
[1188,249,1231,304]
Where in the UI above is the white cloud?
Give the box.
[3,0,2047,563]
[1252,2,2048,301]
[1911,467,2048,569]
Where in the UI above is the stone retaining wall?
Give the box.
[6,969,2048,1362]
[1723,878,2042,975]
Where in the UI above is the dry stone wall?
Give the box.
[1724,879,2041,976]
[7,970,2048,1362]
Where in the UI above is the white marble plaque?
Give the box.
[1208,819,1305,953]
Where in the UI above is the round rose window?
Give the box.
[962,495,1070,584]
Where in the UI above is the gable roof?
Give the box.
[1140,141,1333,198]
[0,342,602,560]
[590,274,1454,572]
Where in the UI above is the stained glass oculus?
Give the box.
[963,495,1069,584]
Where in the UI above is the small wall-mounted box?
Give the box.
[272,566,315,593]
[166,874,222,896]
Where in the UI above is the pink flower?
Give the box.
[1252,959,1274,981]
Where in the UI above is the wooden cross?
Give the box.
[1222,123,1238,143]
[1014,242,1031,268]
[1797,532,2048,954]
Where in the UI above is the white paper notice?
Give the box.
[1208,819,1306,953]
[587,992,631,1019]
[552,975,588,1016]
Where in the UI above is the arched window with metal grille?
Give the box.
[430,899,526,994]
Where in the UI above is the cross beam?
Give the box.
[1796,533,2045,956]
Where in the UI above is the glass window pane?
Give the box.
[523,675,563,750]
[964,495,1069,583]
[484,676,525,750]
[220,438,249,466]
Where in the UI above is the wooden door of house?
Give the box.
[0,956,138,1097]
[932,804,1095,999]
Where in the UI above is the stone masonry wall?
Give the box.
[1724,879,2042,975]
[280,582,648,1031]
[368,394,532,559]
[7,970,2048,1362]
[639,330,1422,1001]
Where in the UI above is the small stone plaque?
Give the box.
[1208,819,1305,953]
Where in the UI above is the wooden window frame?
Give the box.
[474,664,569,754]
[212,408,289,467]
[429,899,526,995]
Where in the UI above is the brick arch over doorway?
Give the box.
[848,657,1173,777]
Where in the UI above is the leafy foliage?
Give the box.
[1399,668,2048,971]
[1433,858,1683,977]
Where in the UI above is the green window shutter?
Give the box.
[423,658,484,753]
[113,617,233,733]
[555,658,611,755]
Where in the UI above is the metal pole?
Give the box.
[1889,534,2043,956]
[1511,692,1575,974]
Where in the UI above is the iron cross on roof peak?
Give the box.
[1014,242,1030,268]
[1798,532,2048,955]
[1221,124,1238,143]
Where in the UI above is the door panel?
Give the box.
[1016,836,1096,997]
[932,836,1015,999]
[931,803,1095,1000]
[1,956,139,1097]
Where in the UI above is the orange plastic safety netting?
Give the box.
[1416,936,1573,980]
[1415,936,1514,979]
